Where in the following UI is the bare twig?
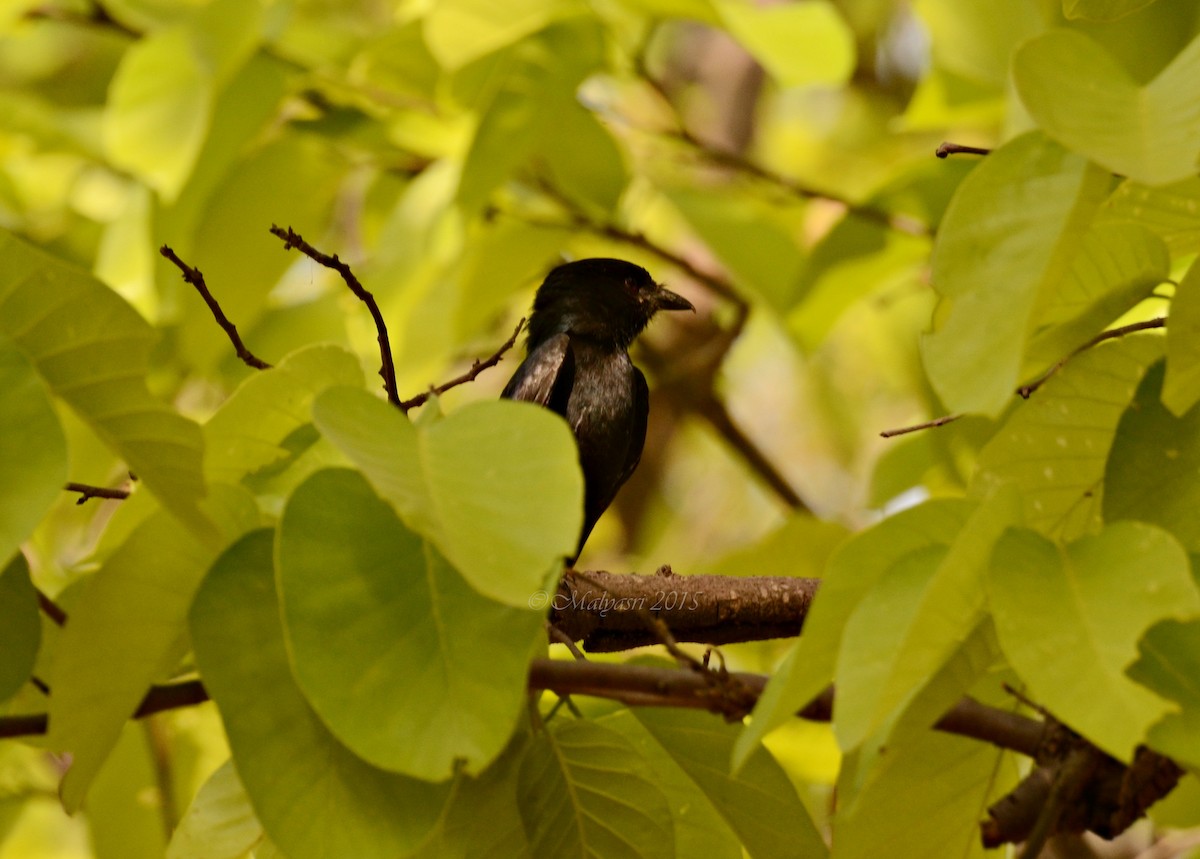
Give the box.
[398,318,526,412]
[879,413,964,438]
[34,588,67,626]
[64,481,131,503]
[159,246,272,371]
[269,225,399,405]
[879,317,1167,437]
[1017,317,1165,398]
[936,142,993,158]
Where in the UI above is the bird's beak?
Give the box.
[653,285,695,313]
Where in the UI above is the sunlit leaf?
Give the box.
[517,719,675,859]
[1104,177,1200,255]
[632,708,827,859]
[166,759,263,859]
[733,500,973,767]
[1063,0,1158,20]
[423,0,586,69]
[922,133,1109,415]
[1163,259,1200,415]
[1014,29,1200,186]
[0,336,66,568]
[834,487,1020,750]
[715,0,854,87]
[0,230,209,537]
[50,486,258,811]
[203,344,364,483]
[974,334,1163,541]
[191,530,455,859]
[312,387,583,606]
[988,522,1199,758]
[277,468,542,779]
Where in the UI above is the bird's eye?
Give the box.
[623,277,640,295]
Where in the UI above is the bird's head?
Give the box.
[527,258,695,349]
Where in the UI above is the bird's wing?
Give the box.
[617,367,650,489]
[500,333,575,417]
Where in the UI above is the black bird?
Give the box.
[502,258,694,560]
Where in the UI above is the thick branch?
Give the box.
[269,225,399,405]
[551,568,819,652]
[398,318,525,412]
[159,245,272,371]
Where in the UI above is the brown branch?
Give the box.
[64,481,131,503]
[879,317,1168,437]
[550,568,820,652]
[0,677,208,740]
[34,588,67,626]
[159,246,272,371]
[879,413,963,438]
[1017,317,1165,398]
[269,225,399,405]
[936,141,992,158]
[398,317,526,412]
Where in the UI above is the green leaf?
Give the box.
[0,554,40,703]
[104,27,211,202]
[166,759,262,859]
[733,499,973,768]
[1127,619,1200,769]
[664,187,805,312]
[179,134,343,370]
[49,486,259,812]
[190,530,454,859]
[834,729,1018,859]
[540,102,627,219]
[277,468,543,780]
[1063,0,1158,21]
[715,0,855,87]
[1164,259,1200,414]
[1106,359,1200,550]
[0,337,66,567]
[103,0,265,201]
[517,719,675,859]
[0,229,209,538]
[988,522,1199,758]
[423,0,586,69]
[456,20,601,213]
[834,487,1021,749]
[1104,177,1200,255]
[922,133,1110,415]
[974,334,1163,541]
[204,345,364,483]
[596,711,741,859]
[1014,29,1200,186]
[631,708,828,859]
[408,734,533,859]
[312,387,583,606]
[1024,222,1168,369]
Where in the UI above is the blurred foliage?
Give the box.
[2,0,1200,856]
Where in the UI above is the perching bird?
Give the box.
[502,258,694,560]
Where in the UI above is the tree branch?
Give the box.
[879,317,1167,437]
[159,245,272,371]
[398,317,526,412]
[64,481,131,503]
[269,225,400,405]
[936,142,992,158]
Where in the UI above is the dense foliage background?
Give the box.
[3,0,1200,856]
